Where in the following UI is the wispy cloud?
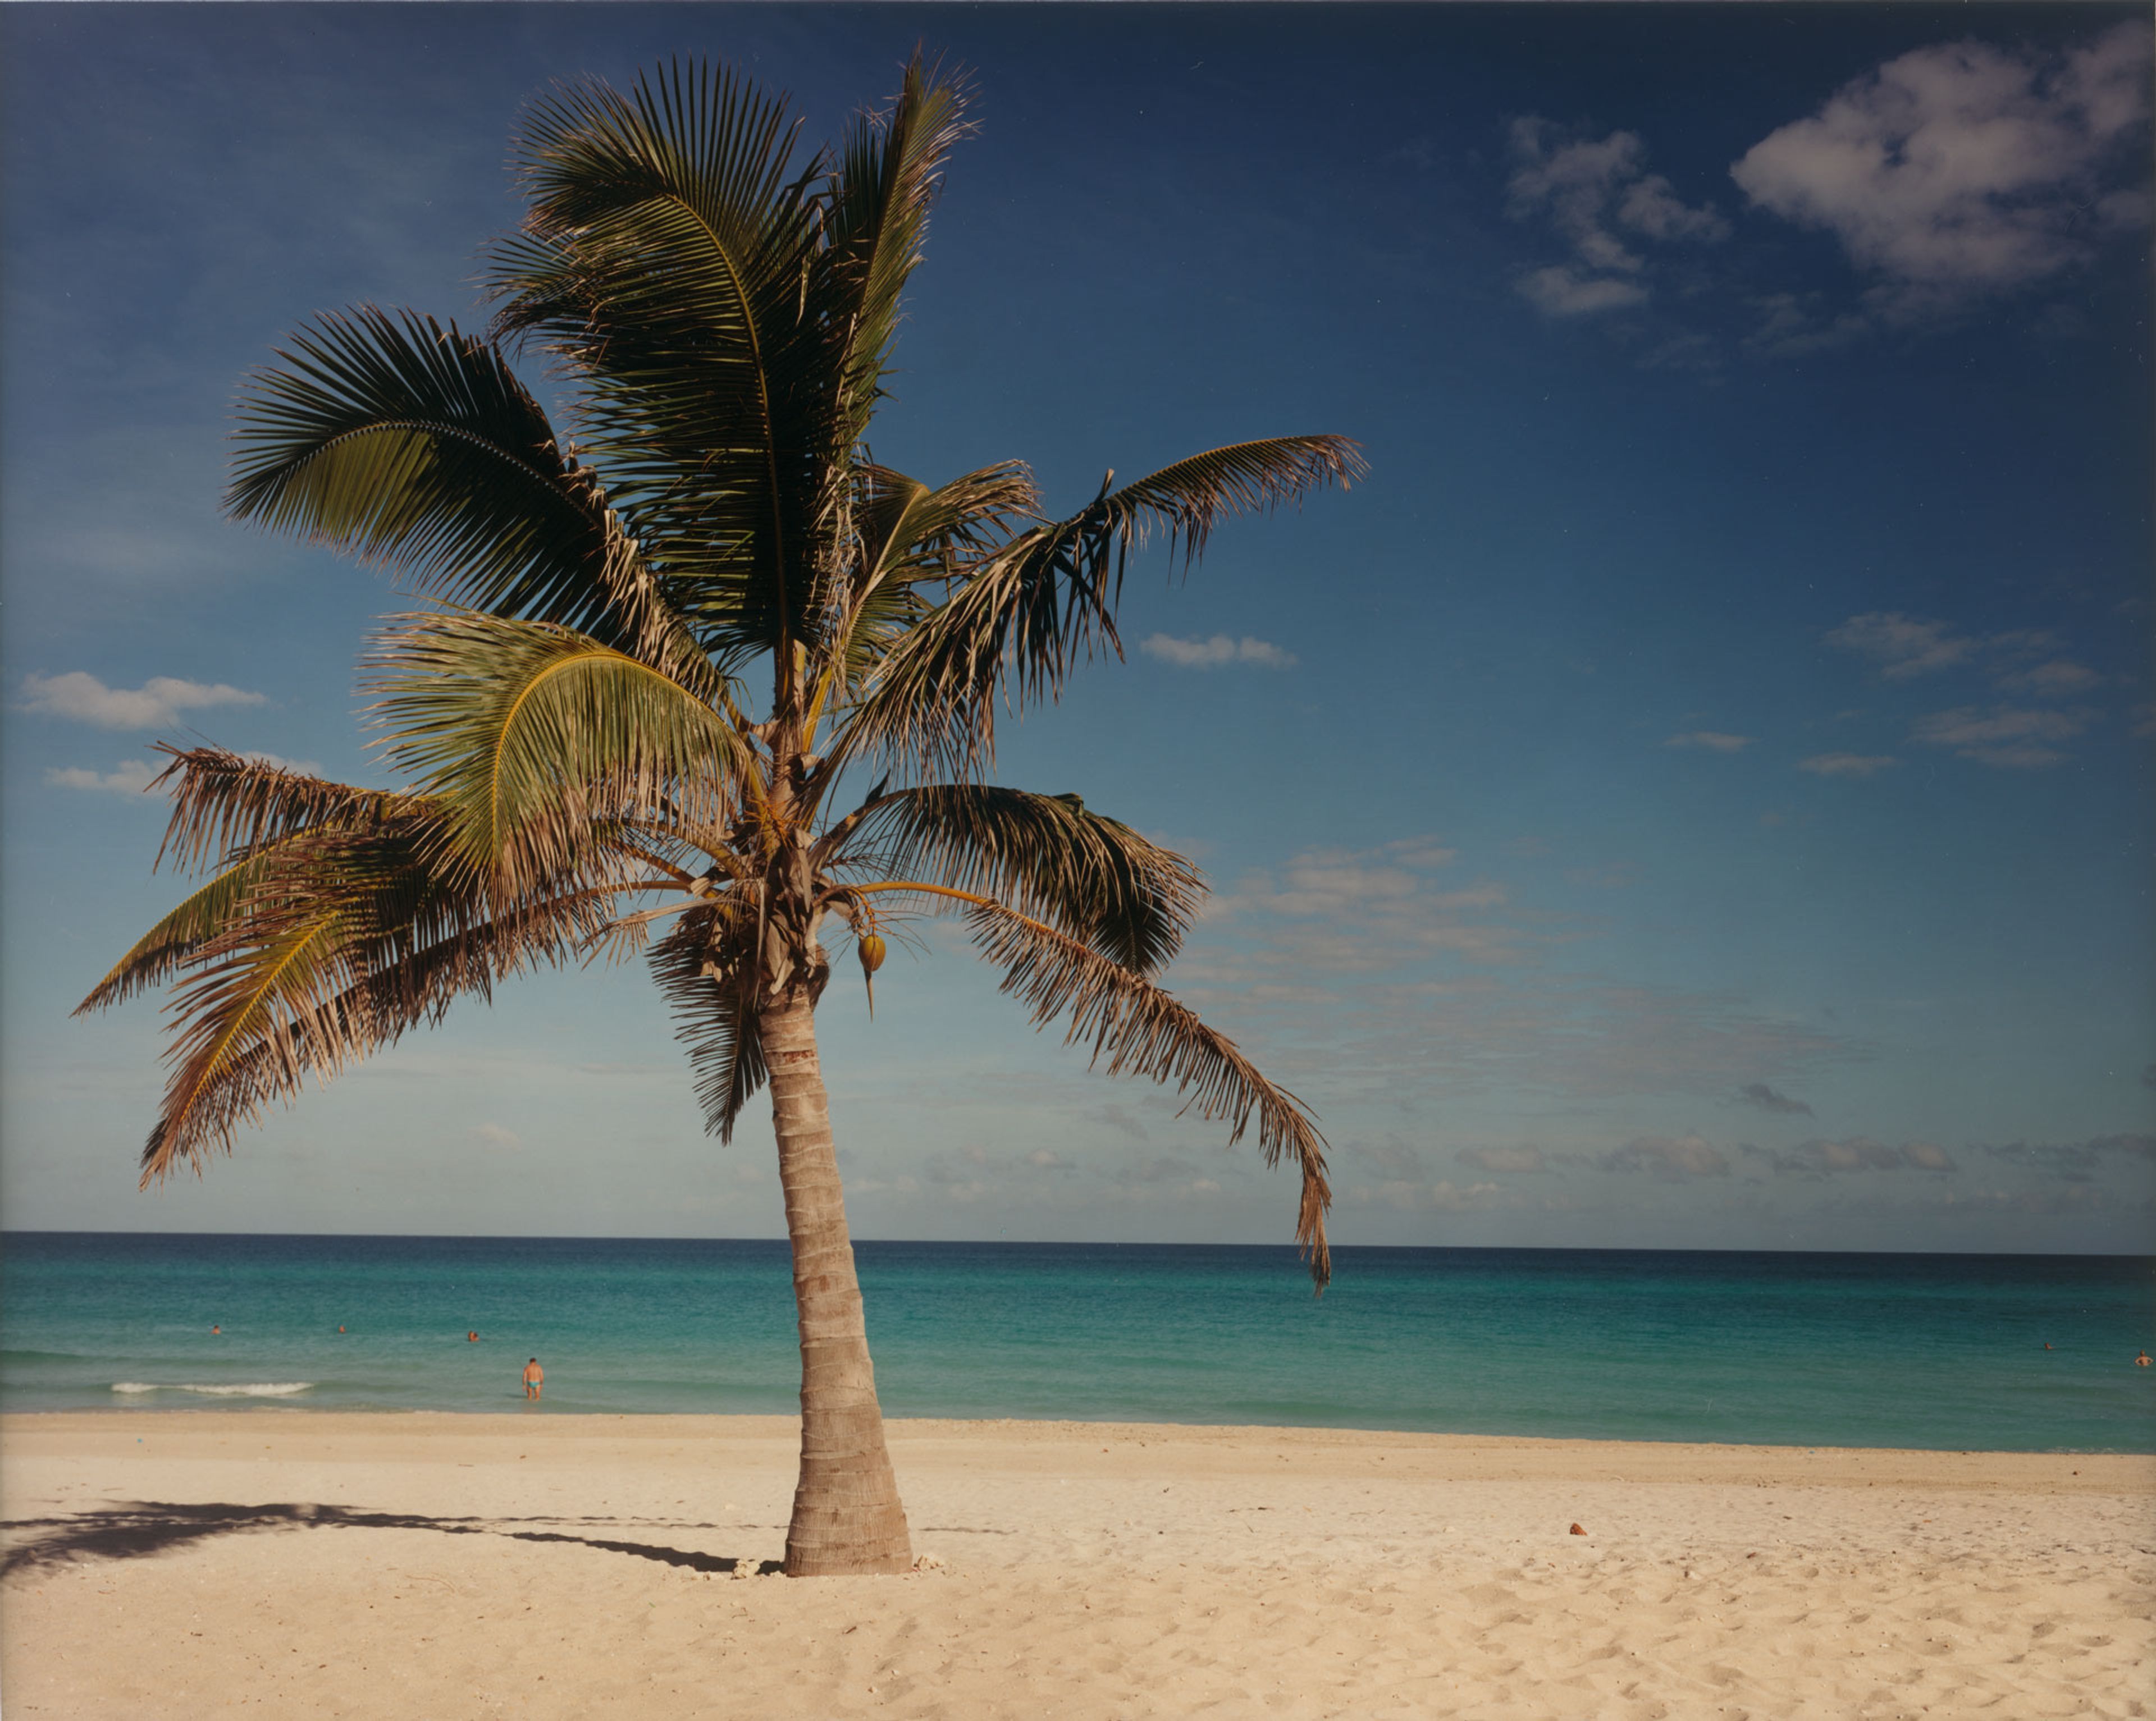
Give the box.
[1141,633,1298,670]
[1797,752,1897,778]
[21,670,266,730]
[1994,658,2103,697]
[1739,1081,1813,1117]
[1757,1136,1957,1177]
[1207,837,1524,972]
[1910,704,2091,769]
[1732,23,2154,318]
[1665,730,1753,753]
[1824,612,1977,679]
[45,759,159,795]
[1506,117,1726,318]
[1605,1133,1729,1179]
[468,1122,520,1148]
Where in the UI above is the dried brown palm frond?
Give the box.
[134,817,620,1182]
[965,899,1331,1288]
[647,897,768,1139]
[834,785,1203,976]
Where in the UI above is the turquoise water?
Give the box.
[2,1234,2151,1450]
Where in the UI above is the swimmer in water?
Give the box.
[523,1358,543,1400]
[468,1331,479,1342]
[211,1325,221,1335]
[2138,1351,2152,1368]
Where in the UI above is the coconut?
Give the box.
[858,933,887,973]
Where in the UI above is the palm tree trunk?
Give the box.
[760,991,913,1575]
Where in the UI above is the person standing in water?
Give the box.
[523,1357,544,1399]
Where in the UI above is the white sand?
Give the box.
[3,1412,2150,1718]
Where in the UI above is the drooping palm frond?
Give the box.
[485,60,841,676]
[135,814,618,1183]
[226,307,705,678]
[966,899,1331,1288]
[647,896,769,1139]
[366,611,748,892]
[836,436,1364,777]
[75,749,438,1013]
[145,746,418,877]
[835,786,1203,975]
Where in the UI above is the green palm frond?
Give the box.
[966,899,1332,1288]
[137,817,614,1183]
[366,611,747,891]
[836,436,1363,777]
[227,307,703,674]
[647,898,769,1139]
[485,59,839,674]
[819,56,972,447]
[814,460,1041,712]
[835,786,1203,974]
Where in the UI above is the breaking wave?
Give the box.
[111,1381,316,1398]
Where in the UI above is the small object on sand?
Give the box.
[912,1553,945,1572]
[1569,1523,1586,1536]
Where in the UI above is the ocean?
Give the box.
[2,1234,2150,1451]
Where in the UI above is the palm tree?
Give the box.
[79,56,1359,1577]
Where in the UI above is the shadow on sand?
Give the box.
[0,1501,785,1579]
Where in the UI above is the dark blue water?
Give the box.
[3,1234,2151,1450]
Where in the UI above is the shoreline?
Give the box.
[10,1404,2154,1464]
[6,1412,2151,1715]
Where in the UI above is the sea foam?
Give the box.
[110,1381,316,1398]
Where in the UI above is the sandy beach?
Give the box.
[2,1412,2150,1718]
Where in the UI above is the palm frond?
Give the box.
[835,786,1203,974]
[647,898,768,1139]
[136,817,614,1183]
[812,460,1040,717]
[967,899,1331,1288]
[145,745,416,878]
[227,307,704,679]
[366,611,746,892]
[818,56,972,447]
[835,436,1362,777]
[485,59,840,674]
[1095,434,1367,569]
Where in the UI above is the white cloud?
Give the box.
[1605,1133,1729,1179]
[1732,23,2155,314]
[1665,730,1753,753]
[1910,704,2090,768]
[45,759,160,795]
[1507,117,1727,318]
[1993,658,2102,697]
[1761,1136,1959,1177]
[1459,1145,1547,1174]
[1516,266,1648,318]
[468,1122,520,1148]
[1141,633,1298,670]
[1824,612,1977,678]
[21,670,267,730]
[1797,752,1897,777]
[1207,836,1524,973]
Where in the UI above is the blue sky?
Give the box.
[3,3,2149,1253]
